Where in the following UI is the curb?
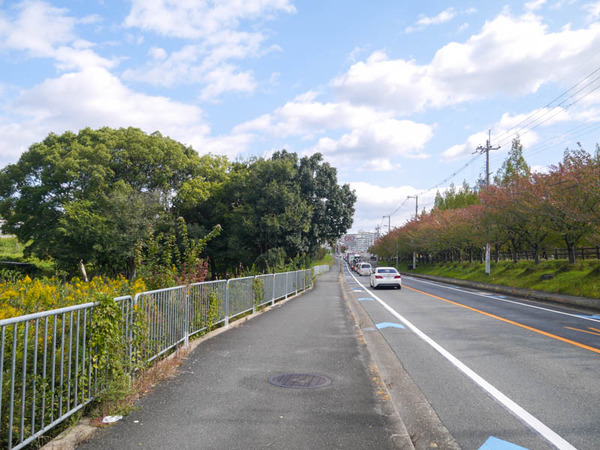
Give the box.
[340,268,460,450]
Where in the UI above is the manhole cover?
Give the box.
[268,373,331,389]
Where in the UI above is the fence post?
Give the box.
[184,289,190,347]
[225,280,230,327]
[271,274,276,306]
[252,276,257,314]
[132,293,141,366]
[285,273,289,299]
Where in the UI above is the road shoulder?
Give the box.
[340,268,460,450]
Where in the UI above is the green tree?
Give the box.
[494,138,530,185]
[0,127,201,276]
[433,181,479,211]
[180,151,356,274]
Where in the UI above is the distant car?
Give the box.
[370,267,402,289]
[357,262,371,276]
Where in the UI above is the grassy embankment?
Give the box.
[312,253,334,267]
[396,259,600,300]
[0,236,54,276]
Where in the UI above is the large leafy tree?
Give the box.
[0,127,202,275]
[179,151,356,274]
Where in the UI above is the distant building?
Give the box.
[340,230,378,254]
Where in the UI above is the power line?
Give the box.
[494,70,600,149]
[494,64,600,147]
[386,153,483,219]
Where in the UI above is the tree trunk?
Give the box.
[566,240,576,264]
[533,244,540,264]
[78,259,89,283]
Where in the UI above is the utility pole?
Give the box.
[474,129,500,275]
[407,195,418,220]
[382,215,391,234]
[407,195,419,270]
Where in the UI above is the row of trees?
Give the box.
[372,140,600,265]
[0,127,356,280]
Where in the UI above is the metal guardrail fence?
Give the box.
[0,269,314,449]
[312,264,330,276]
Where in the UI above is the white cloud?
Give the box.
[121,0,295,100]
[312,119,433,161]
[194,133,256,159]
[531,164,550,174]
[525,0,548,11]
[234,95,395,137]
[198,64,257,101]
[334,13,600,115]
[356,158,400,172]
[584,1,600,19]
[123,31,266,99]
[439,106,578,161]
[148,47,168,60]
[348,181,440,233]
[0,1,113,71]
[405,7,477,33]
[406,8,457,33]
[124,0,296,40]
[0,1,75,56]
[0,67,214,165]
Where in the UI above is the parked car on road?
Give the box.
[357,262,371,276]
[370,267,402,289]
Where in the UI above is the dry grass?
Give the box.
[91,346,193,425]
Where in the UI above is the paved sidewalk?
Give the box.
[78,262,410,449]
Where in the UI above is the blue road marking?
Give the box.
[358,297,374,301]
[376,322,405,330]
[577,314,600,320]
[479,436,529,450]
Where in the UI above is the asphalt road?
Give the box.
[345,264,600,450]
[78,262,409,450]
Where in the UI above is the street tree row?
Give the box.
[372,140,600,265]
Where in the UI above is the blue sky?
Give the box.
[1,1,600,234]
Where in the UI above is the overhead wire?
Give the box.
[379,60,600,229]
[493,65,600,148]
[386,153,483,220]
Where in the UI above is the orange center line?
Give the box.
[590,327,600,333]
[404,285,600,355]
[565,327,600,337]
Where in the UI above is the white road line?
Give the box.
[405,276,600,324]
[344,265,577,450]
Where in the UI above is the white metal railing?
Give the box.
[0,268,314,449]
[312,264,330,276]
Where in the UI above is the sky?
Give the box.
[1,0,600,235]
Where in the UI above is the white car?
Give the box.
[357,262,371,276]
[370,267,402,289]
